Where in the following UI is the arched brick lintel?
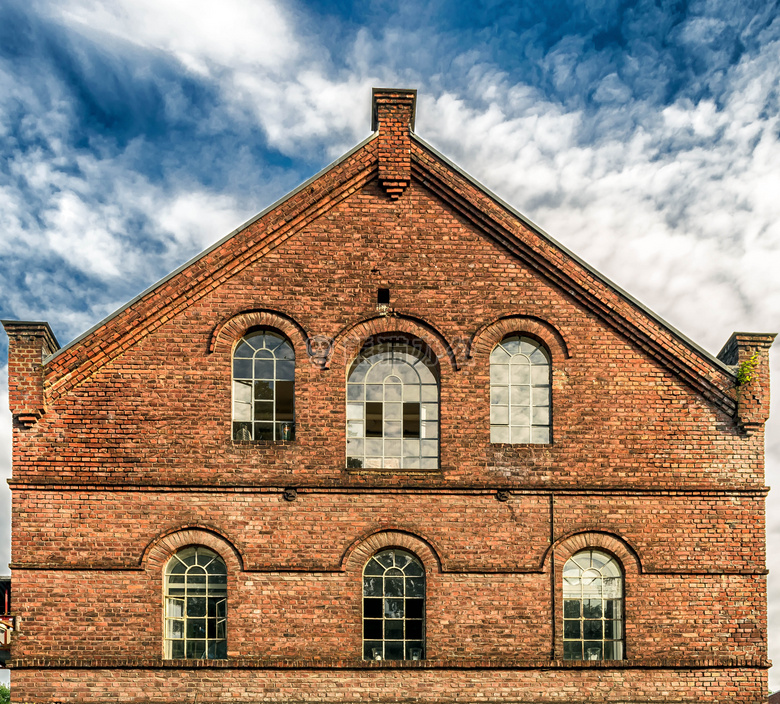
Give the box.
[341,528,442,575]
[544,530,642,576]
[142,525,245,573]
[331,314,458,371]
[469,315,570,364]
[209,309,310,360]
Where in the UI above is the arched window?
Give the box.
[346,340,439,469]
[562,549,623,661]
[490,335,551,443]
[232,329,295,441]
[363,549,425,661]
[164,546,227,659]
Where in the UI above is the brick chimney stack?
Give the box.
[372,88,417,200]
[2,320,59,426]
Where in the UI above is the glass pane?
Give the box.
[347,421,363,438]
[234,379,252,403]
[403,385,420,402]
[584,643,602,660]
[364,576,382,597]
[186,640,207,659]
[276,380,294,417]
[421,385,438,402]
[404,560,424,577]
[531,426,550,444]
[510,364,530,384]
[366,403,383,437]
[254,359,274,379]
[384,439,402,456]
[187,618,207,639]
[170,639,185,659]
[233,358,252,379]
[402,403,420,437]
[166,598,184,618]
[234,340,254,358]
[563,620,580,638]
[254,401,274,420]
[366,384,383,402]
[364,641,383,660]
[502,337,520,355]
[406,577,424,597]
[491,425,510,443]
[233,422,252,441]
[406,620,423,639]
[187,597,207,617]
[277,360,295,380]
[583,599,602,619]
[563,641,581,660]
[510,426,530,443]
[254,380,273,400]
[364,598,382,618]
[376,552,395,568]
[166,619,184,638]
[491,345,510,361]
[365,559,384,575]
[256,422,276,441]
[584,620,603,639]
[385,620,404,639]
[385,641,404,660]
[406,599,424,619]
[385,578,404,597]
[491,364,509,384]
[510,406,530,425]
[532,406,549,425]
[385,384,402,402]
[385,421,402,438]
[491,386,508,405]
[490,405,508,425]
[347,403,363,420]
[364,620,383,639]
[531,366,549,384]
[385,599,404,618]
[347,384,363,400]
[563,600,580,618]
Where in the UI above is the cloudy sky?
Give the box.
[1,0,779,688]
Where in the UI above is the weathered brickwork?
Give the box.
[2,88,773,702]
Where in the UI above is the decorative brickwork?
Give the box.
[2,88,773,702]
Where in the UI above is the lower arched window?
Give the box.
[562,549,623,660]
[363,549,425,660]
[164,546,227,659]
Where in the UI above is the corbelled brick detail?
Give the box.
[1,321,59,425]
[372,88,416,199]
[718,332,776,433]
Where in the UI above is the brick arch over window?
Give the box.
[547,531,638,661]
[209,310,310,362]
[341,529,441,576]
[469,315,570,364]
[331,315,458,372]
[547,530,642,576]
[142,526,245,574]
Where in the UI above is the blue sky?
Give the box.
[1,0,779,688]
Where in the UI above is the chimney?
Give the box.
[2,320,59,426]
[717,332,776,434]
[371,88,417,200]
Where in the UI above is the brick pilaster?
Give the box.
[2,320,59,425]
[718,332,777,433]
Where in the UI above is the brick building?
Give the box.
[2,88,774,703]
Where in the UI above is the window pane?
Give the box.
[276,381,294,417]
[366,403,383,437]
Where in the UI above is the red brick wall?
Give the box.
[4,105,770,702]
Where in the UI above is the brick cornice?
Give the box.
[6,656,771,670]
[410,141,739,418]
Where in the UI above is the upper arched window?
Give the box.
[490,335,551,444]
[346,340,439,469]
[232,329,295,442]
[363,549,425,661]
[164,546,227,660]
[562,549,623,661]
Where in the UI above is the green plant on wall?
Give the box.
[736,352,759,386]
[0,683,9,704]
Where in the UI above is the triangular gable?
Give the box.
[42,89,738,418]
